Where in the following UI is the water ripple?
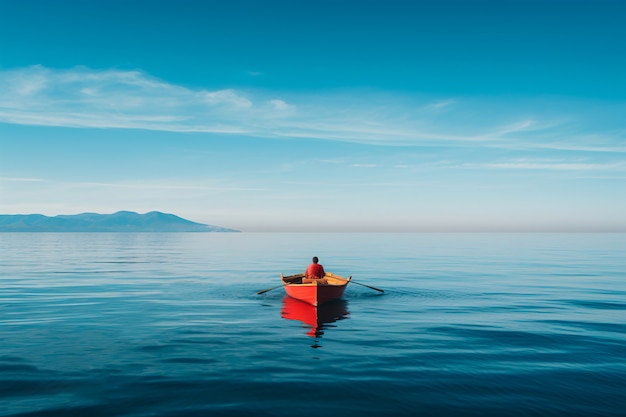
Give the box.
[1,233,625,416]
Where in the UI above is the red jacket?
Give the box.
[305,263,325,279]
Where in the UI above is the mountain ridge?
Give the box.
[0,211,239,232]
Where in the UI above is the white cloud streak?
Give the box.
[427,99,456,109]
[463,160,626,171]
[1,66,624,152]
[0,177,46,182]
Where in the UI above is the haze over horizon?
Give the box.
[1,0,625,232]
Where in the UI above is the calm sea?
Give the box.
[1,233,625,416]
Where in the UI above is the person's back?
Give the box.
[305,256,325,279]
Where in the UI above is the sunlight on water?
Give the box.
[1,233,625,416]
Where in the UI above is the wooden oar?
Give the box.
[351,281,384,293]
[258,273,300,295]
[256,285,283,295]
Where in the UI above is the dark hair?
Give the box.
[312,256,319,263]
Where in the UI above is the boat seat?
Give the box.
[302,278,328,285]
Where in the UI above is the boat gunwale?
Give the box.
[281,272,351,287]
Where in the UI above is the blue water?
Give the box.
[1,233,625,416]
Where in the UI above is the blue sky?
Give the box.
[1,0,625,231]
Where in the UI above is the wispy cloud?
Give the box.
[0,177,46,182]
[426,99,456,109]
[62,178,268,193]
[0,66,265,133]
[464,159,626,171]
[352,164,379,168]
[268,99,294,111]
[204,89,252,107]
[1,66,624,152]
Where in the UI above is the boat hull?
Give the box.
[281,272,351,306]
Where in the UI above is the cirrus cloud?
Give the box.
[1,65,625,153]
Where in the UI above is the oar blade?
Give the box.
[352,281,384,293]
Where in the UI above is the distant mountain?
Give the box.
[0,211,239,232]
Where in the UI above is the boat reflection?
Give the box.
[281,295,350,338]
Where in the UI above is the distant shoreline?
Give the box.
[0,211,240,233]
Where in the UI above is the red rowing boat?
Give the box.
[280,272,351,306]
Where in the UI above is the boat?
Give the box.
[280,272,351,306]
[281,295,349,338]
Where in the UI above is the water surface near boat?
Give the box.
[1,233,625,416]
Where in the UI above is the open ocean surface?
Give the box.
[1,233,625,417]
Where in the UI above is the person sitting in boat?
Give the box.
[305,256,326,279]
